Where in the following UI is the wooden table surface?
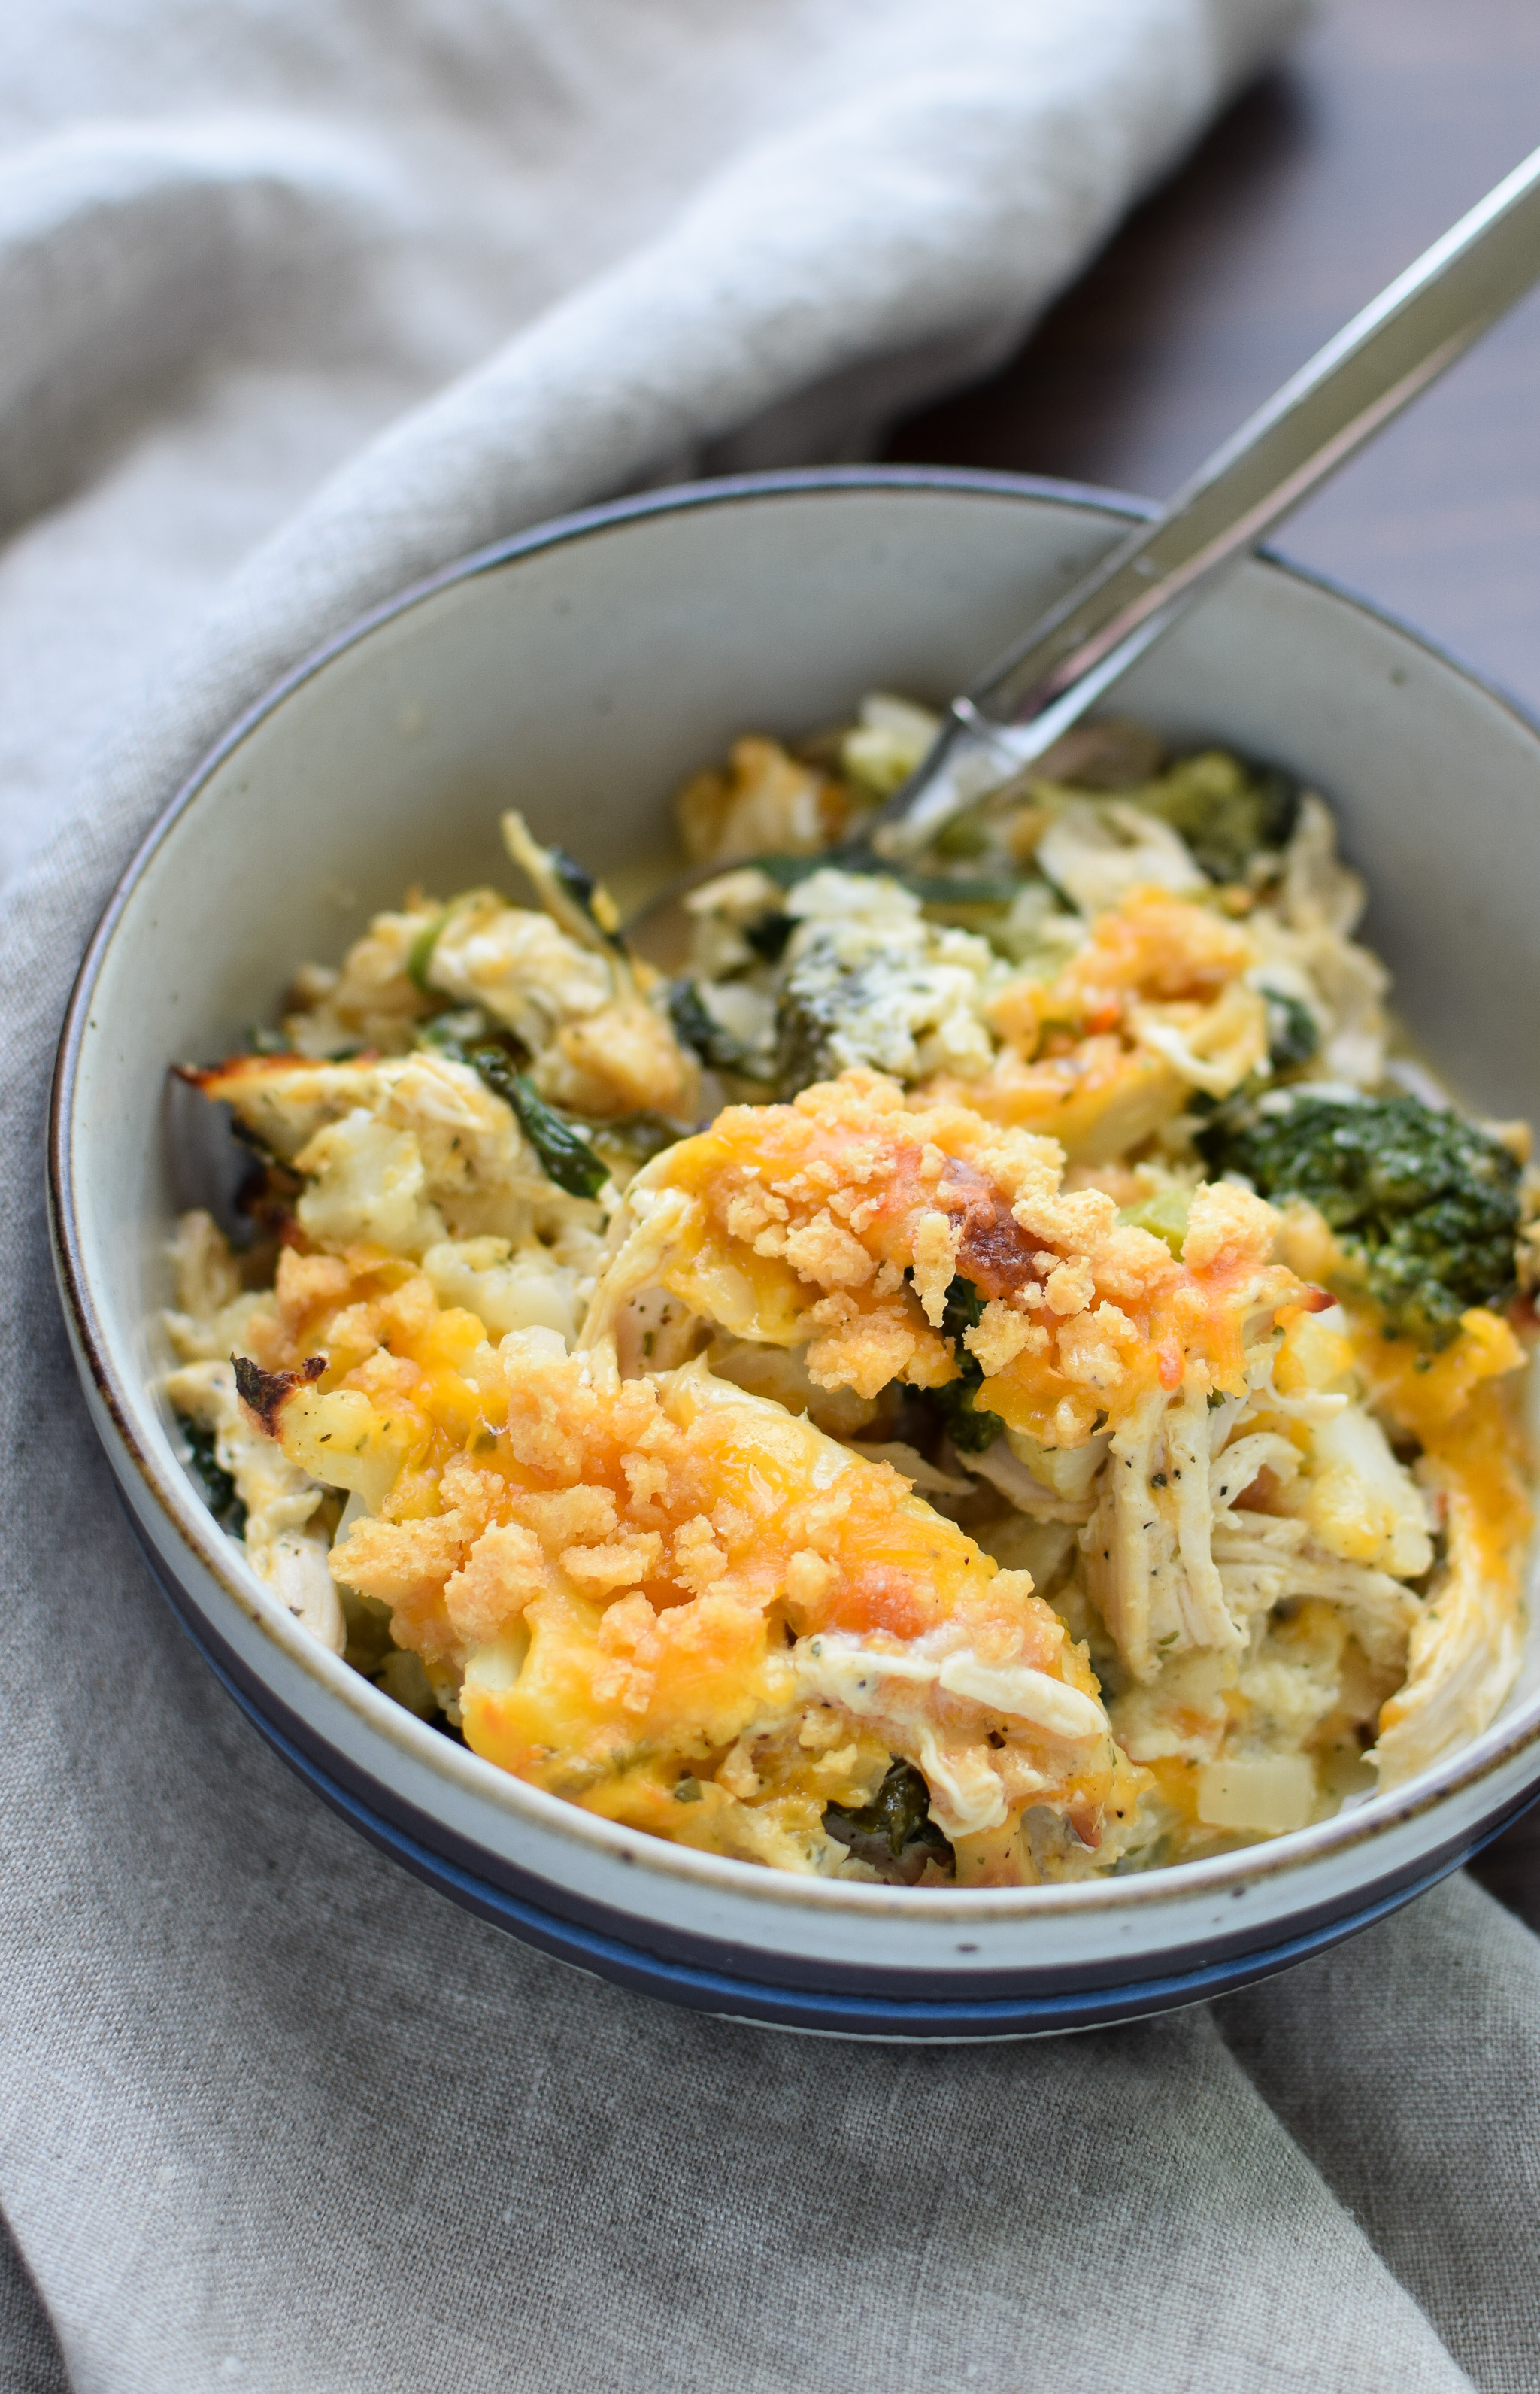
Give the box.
[888,0,1540,1925]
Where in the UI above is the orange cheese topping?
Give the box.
[1350,1302,1532,1591]
[923,889,1265,1159]
[238,1241,1135,1877]
[620,1067,1305,1445]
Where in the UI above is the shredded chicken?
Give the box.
[162,704,1533,1877]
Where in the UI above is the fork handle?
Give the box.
[873,139,1540,860]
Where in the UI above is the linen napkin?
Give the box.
[6,1,1538,2387]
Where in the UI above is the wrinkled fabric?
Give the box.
[5,2,1534,2389]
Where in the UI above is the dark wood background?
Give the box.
[888,0,1540,1925]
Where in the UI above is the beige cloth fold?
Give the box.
[5,1,1535,2386]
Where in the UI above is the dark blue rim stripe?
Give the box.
[205,1649,1493,2031]
[138,1526,1505,2036]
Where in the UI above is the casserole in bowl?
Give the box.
[49,467,1540,2037]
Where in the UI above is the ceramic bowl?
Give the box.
[49,467,1540,2040]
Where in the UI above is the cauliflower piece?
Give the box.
[162,1209,265,1364]
[283,906,435,1057]
[1111,1646,1230,1766]
[184,1051,586,1258]
[1237,1608,1351,1756]
[840,693,941,798]
[164,1357,342,1654]
[169,1206,241,1318]
[1036,800,1208,916]
[530,991,699,1118]
[675,736,850,866]
[426,891,613,1049]
[1295,1403,1433,1579]
[296,1109,443,1255]
[421,1236,584,1344]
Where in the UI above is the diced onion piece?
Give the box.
[1195,1754,1315,1834]
[464,1624,531,1694]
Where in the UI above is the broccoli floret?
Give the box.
[772,943,908,1099]
[1263,990,1320,1074]
[1196,1090,1520,1343]
[771,950,847,1097]
[433,1033,610,1199]
[178,1417,247,1537]
[823,1759,955,1883]
[1128,750,1299,884]
[666,978,774,1082]
[929,1274,1003,1452]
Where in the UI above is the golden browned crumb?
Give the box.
[232,1243,1138,1880]
[923,888,1267,1158]
[602,1067,1305,1446]
[675,735,852,866]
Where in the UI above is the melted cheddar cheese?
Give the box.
[165,729,1535,1883]
[240,1244,1142,1881]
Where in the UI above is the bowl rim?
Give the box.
[48,460,1540,1931]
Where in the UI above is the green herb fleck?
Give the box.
[1264,991,1320,1074]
